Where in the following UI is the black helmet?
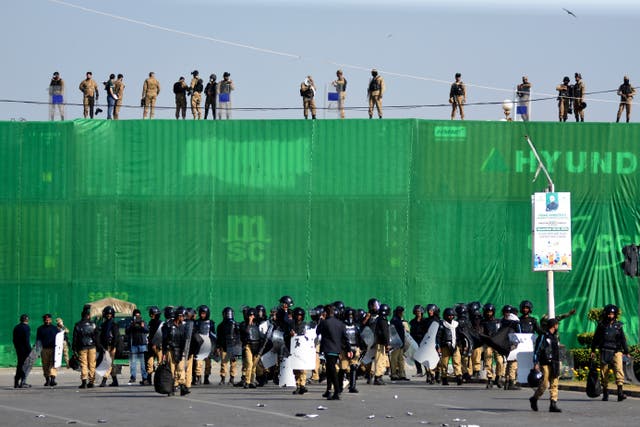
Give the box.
[255,304,266,320]
[413,305,424,315]
[223,72,230,78]
[483,303,495,313]
[164,306,175,320]
[246,307,257,317]
[510,306,519,315]
[467,301,482,314]
[174,306,187,317]
[355,308,366,322]
[455,304,468,318]
[519,300,533,313]
[198,305,210,318]
[222,306,234,320]
[192,70,199,76]
[603,304,619,316]
[443,307,455,318]
[563,76,570,83]
[185,307,196,318]
[367,298,380,314]
[393,306,405,317]
[344,307,356,325]
[527,369,543,388]
[293,307,305,319]
[102,306,115,317]
[148,306,160,317]
[279,295,294,307]
[333,300,345,313]
[379,303,390,317]
[502,305,513,315]
[210,73,217,81]
[425,304,440,317]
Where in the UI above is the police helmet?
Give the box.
[279,295,294,307]
[394,306,405,317]
[192,70,199,76]
[563,76,570,83]
[425,303,437,314]
[164,306,175,320]
[43,313,52,321]
[510,306,519,315]
[20,314,29,323]
[210,74,217,81]
[455,304,468,318]
[255,304,266,319]
[198,305,210,317]
[344,307,356,325]
[132,309,141,317]
[223,72,230,78]
[483,303,495,313]
[603,304,619,316]
[148,306,161,317]
[527,369,543,388]
[102,306,115,317]
[247,307,257,317]
[185,307,196,318]
[293,307,305,319]
[502,305,513,315]
[379,303,391,317]
[355,308,366,322]
[413,305,424,315]
[519,300,533,313]
[443,308,455,318]
[467,301,482,314]
[333,301,345,313]
[222,306,234,320]
[367,298,380,314]
[174,306,187,317]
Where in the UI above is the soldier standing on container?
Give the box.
[616,75,636,123]
[13,314,31,388]
[142,71,160,119]
[79,71,99,119]
[49,71,65,121]
[204,74,217,120]
[449,73,466,120]
[516,76,531,121]
[73,306,98,389]
[105,74,117,120]
[367,69,385,119]
[37,314,59,387]
[113,74,125,120]
[556,76,572,122]
[190,70,204,120]
[573,73,585,122]
[173,77,188,120]
[332,69,347,119]
[218,72,234,119]
[300,75,316,119]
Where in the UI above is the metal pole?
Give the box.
[547,182,556,319]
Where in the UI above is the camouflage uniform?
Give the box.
[113,75,125,120]
[616,76,636,123]
[367,69,385,119]
[142,73,160,119]
[79,73,99,119]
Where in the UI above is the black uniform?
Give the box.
[13,321,31,387]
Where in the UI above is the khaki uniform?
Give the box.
[368,76,385,118]
[41,347,57,378]
[220,350,237,378]
[113,79,125,120]
[146,345,162,376]
[300,81,316,119]
[617,82,636,123]
[333,77,347,119]
[242,345,260,384]
[104,347,117,378]
[174,80,188,120]
[78,347,96,383]
[194,357,211,378]
[190,77,202,119]
[167,351,186,388]
[142,77,160,119]
[573,80,585,122]
[601,351,625,388]
[483,345,504,380]
[471,346,483,373]
[533,364,559,401]
[373,343,389,377]
[79,78,99,118]
[439,346,462,378]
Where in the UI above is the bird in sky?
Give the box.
[562,8,577,18]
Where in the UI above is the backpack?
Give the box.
[195,79,204,93]
[154,362,174,395]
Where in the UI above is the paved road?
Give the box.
[1,368,637,427]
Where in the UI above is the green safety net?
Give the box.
[0,119,638,366]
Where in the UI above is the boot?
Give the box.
[203,375,210,385]
[373,376,386,385]
[87,381,94,388]
[234,376,246,387]
[180,384,191,396]
[109,375,119,387]
[298,385,308,395]
[602,386,609,401]
[14,376,20,389]
[442,376,449,386]
[79,380,87,389]
[456,375,463,386]
[49,376,57,387]
[100,377,108,387]
[219,376,225,385]
[44,377,50,387]
[338,370,345,393]
[549,400,562,413]
[494,376,503,388]
[229,376,235,385]
[292,386,300,395]
[509,380,520,390]
[617,385,627,401]
[348,366,359,393]
[486,378,493,389]
[529,396,538,411]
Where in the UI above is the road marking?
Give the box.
[178,396,301,420]
[0,403,97,426]
[435,403,499,415]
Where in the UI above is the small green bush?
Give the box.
[576,332,594,348]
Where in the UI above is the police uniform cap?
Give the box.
[210,74,217,80]
[53,72,59,77]
[563,76,570,83]
[192,70,199,76]
[455,72,462,78]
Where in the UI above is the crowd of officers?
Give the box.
[12,297,630,409]
[47,70,637,122]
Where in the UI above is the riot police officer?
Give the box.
[556,76,573,122]
[481,303,504,388]
[437,308,462,386]
[161,306,189,396]
[340,307,361,393]
[193,305,216,385]
[239,307,261,388]
[98,306,120,387]
[591,304,630,401]
[373,303,390,385]
[73,306,98,389]
[216,307,240,385]
[519,300,542,335]
[145,306,162,385]
[409,305,426,377]
[289,307,309,395]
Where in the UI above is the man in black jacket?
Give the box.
[126,309,149,385]
[73,306,98,389]
[530,318,561,413]
[98,306,120,387]
[36,314,59,386]
[318,305,351,400]
[13,314,31,388]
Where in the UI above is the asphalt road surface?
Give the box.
[1,368,637,427]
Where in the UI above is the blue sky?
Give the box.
[2,0,639,122]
